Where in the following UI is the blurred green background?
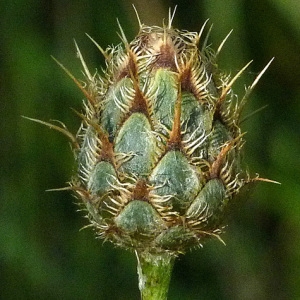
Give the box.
[1,0,299,299]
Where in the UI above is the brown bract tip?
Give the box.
[132,179,149,201]
[145,31,178,71]
[130,86,149,116]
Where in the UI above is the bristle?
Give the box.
[74,40,93,81]
[239,57,274,112]
[216,29,233,58]
[116,19,130,51]
[167,86,182,150]
[168,6,177,29]
[201,23,213,52]
[196,19,210,46]
[132,4,143,30]
[218,60,253,104]
[86,33,111,61]
[51,56,96,106]
[22,116,79,149]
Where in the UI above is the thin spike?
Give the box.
[168,6,177,29]
[240,104,268,124]
[71,108,103,136]
[219,60,253,103]
[216,29,233,57]
[116,18,129,50]
[132,4,142,29]
[252,177,281,185]
[22,116,79,149]
[201,23,213,51]
[86,33,110,61]
[239,58,274,110]
[46,186,73,192]
[250,57,274,91]
[74,40,92,81]
[197,19,210,45]
[51,56,96,106]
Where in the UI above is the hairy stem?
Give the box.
[136,250,175,300]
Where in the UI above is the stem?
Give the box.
[136,250,175,300]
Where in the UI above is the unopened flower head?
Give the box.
[27,10,274,255]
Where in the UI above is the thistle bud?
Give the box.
[29,13,273,256]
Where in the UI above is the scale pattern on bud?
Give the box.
[52,17,269,255]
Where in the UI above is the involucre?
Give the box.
[28,13,273,256]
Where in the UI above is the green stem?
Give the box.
[136,250,175,300]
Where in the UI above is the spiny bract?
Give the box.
[48,13,271,255]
